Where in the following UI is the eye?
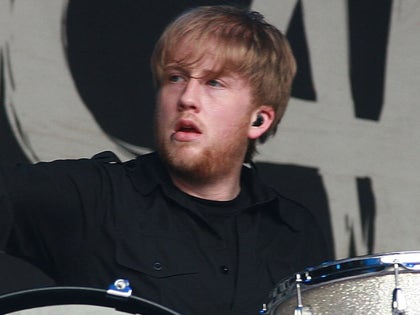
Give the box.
[207,79,224,88]
[168,74,184,83]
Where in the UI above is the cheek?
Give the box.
[156,89,175,116]
[211,112,250,138]
[218,103,253,129]
[157,86,180,108]
[155,99,171,131]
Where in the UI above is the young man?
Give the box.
[0,5,330,315]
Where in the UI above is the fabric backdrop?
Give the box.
[1,0,419,261]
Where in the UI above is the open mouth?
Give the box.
[175,120,201,134]
[173,119,202,141]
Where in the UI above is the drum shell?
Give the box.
[268,251,420,315]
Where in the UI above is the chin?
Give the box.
[172,148,208,172]
[157,133,248,182]
[159,144,215,180]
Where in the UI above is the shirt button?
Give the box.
[220,265,229,274]
[153,262,162,271]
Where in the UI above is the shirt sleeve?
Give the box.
[0,171,12,250]
[0,158,113,278]
[301,208,334,266]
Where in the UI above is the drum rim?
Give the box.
[267,250,420,314]
[0,286,182,315]
[288,251,420,286]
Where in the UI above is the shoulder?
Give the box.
[242,164,313,220]
[243,162,320,218]
[268,189,318,235]
[41,151,165,194]
[0,151,138,199]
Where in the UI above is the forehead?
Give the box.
[165,36,245,76]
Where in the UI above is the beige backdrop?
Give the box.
[1,0,419,260]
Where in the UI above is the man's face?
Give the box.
[155,52,256,181]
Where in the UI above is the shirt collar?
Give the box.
[126,152,300,230]
[128,153,276,201]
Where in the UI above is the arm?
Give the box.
[0,158,112,279]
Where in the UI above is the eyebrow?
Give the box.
[163,63,236,81]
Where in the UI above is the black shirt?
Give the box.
[184,190,249,308]
[0,151,331,315]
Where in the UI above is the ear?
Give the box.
[248,105,275,140]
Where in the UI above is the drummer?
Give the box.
[0,5,331,315]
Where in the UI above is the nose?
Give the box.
[178,79,201,112]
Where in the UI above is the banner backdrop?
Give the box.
[1,0,419,259]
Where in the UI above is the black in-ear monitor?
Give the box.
[252,113,264,126]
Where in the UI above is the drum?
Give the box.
[265,251,420,315]
[0,280,181,315]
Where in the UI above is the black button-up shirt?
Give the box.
[0,152,330,315]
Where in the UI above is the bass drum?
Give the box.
[266,251,420,315]
[0,286,181,315]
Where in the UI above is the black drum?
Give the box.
[265,251,420,315]
[0,281,181,315]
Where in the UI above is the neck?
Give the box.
[169,166,242,201]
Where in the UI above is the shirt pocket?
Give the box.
[115,232,198,279]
